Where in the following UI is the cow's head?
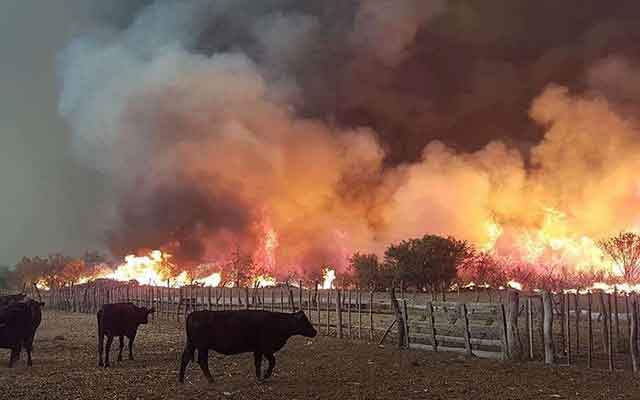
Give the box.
[292,310,317,338]
[134,306,155,324]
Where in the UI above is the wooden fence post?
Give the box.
[587,291,593,368]
[369,291,374,341]
[326,290,331,335]
[428,301,438,352]
[607,293,614,370]
[506,290,521,359]
[598,292,607,355]
[389,287,405,349]
[527,297,534,360]
[177,287,183,322]
[614,287,620,352]
[558,293,565,356]
[347,289,352,338]
[316,287,321,326]
[631,296,638,373]
[336,290,343,339]
[542,290,554,364]
[298,281,303,311]
[574,293,580,357]
[403,299,409,348]
[358,288,362,339]
[565,293,571,365]
[459,303,473,357]
[626,294,632,348]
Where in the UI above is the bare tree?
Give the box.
[599,232,640,282]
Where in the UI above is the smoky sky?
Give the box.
[4,0,640,268]
[60,0,640,161]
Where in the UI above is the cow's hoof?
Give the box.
[98,361,103,367]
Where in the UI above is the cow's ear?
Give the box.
[148,308,155,314]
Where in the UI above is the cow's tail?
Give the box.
[97,310,104,366]
[179,313,196,383]
[184,313,195,362]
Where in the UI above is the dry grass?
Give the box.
[0,311,639,399]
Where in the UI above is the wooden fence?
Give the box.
[5,284,640,371]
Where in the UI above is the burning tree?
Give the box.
[598,232,640,282]
[457,252,507,288]
[219,249,255,287]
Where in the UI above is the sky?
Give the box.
[3,1,640,273]
[0,1,107,265]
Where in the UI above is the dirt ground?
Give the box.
[1,311,639,399]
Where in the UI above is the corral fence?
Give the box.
[3,284,640,371]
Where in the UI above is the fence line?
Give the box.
[3,284,640,371]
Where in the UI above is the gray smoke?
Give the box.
[49,0,640,276]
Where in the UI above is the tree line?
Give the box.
[347,231,640,291]
[3,231,640,291]
[0,251,106,290]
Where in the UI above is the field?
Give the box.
[1,311,640,399]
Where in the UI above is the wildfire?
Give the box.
[35,279,49,291]
[506,280,523,291]
[320,268,336,289]
[188,272,220,287]
[106,250,174,285]
[485,207,623,277]
[253,275,277,288]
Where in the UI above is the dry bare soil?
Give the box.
[0,311,639,399]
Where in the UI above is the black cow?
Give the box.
[97,303,154,367]
[0,298,44,367]
[179,309,317,383]
[0,293,26,307]
[0,302,32,367]
[19,299,44,366]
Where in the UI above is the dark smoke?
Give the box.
[58,0,640,274]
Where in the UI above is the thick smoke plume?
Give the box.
[59,1,640,279]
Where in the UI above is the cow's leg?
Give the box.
[253,352,263,380]
[9,345,20,368]
[98,333,104,367]
[104,335,114,367]
[128,332,137,360]
[197,348,214,383]
[264,354,276,379]
[26,340,33,366]
[117,336,124,361]
[179,340,195,383]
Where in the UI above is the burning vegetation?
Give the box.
[6,1,640,294]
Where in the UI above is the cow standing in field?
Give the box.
[18,298,44,366]
[0,298,44,367]
[0,293,26,307]
[179,309,317,384]
[97,303,154,367]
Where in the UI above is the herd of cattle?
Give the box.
[0,293,317,383]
